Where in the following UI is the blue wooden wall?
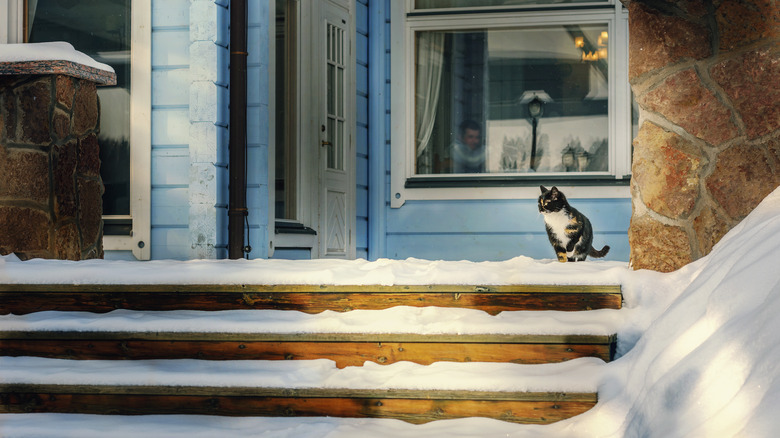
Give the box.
[143,0,630,263]
[150,0,192,259]
[365,0,631,262]
[245,0,270,259]
[356,0,370,259]
[148,0,266,260]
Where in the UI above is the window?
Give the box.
[8,0,151,258]
[391,1,631,206]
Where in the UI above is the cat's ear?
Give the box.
[540,185,548,194]
[550,186,559,200]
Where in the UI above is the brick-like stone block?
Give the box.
[0,206,50,257]
[77,177,103,249]
[693,204,732,256]
[632,122,702,218]
[77,133,101,177]
[53,107,71,141]
[637,69,738,145]
[0,148,50,203]
[768,135,780,168]
[710,48,780,140]
[671,0,708,18]
[72,81,98,136]
[629,214,693,272]
[628,2,712,80]
[706,143,779,220]
[55,222,81,261]
[16,78,53,145]
[53,140,78,219]
[55,75,75,110]
[716,0,780,51]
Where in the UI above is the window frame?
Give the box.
[4,0,151,259]
[390,1,631,207]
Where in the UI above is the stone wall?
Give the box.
[627,0,780,272]
[0,73,105,260]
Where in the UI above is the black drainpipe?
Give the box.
[228,0,248,259]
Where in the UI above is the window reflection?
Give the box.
[28,0,131,227]
[414,25,610,175]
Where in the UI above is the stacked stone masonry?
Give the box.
[627,0,780,272]
[0,72,106,260]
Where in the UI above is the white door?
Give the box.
[316,1,355,258]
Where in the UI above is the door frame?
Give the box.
[269,0,356,259]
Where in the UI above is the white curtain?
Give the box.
[414,32,444,174]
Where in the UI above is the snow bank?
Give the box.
[0,253,629,286]
[0,356,605,394]
[554,186,780,437]
[0,42,114,72]
[1,187,779,437]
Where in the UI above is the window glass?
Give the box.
[275,0,298,220]
[28,0,131,232]
[414,24,609,175]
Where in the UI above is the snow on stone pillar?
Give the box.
[625,0,780,272]
[0,43,116,260]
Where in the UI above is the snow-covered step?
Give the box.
[0,283,622,314]
[0,331,616,366]
[0,356,604,424]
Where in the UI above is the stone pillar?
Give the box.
[0,61,116,260]
[627,0,780,272]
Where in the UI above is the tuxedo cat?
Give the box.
[538,185,610,262]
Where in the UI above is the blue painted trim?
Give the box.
[368,0,387,261]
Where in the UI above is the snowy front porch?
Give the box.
[1,185,780,437]
[0,281,621,424]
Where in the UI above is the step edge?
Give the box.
[0,284,622,294]
[0,331,617,344]
[0,383,598,401]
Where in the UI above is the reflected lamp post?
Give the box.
[528,96,544,171]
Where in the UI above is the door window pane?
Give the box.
[27,0,132,230]
[326,22,345,171]
[414,24,609,175]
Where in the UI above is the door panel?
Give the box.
[318,2,354,258]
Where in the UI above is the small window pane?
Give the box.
[414,25,609,175]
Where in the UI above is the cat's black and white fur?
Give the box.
[538,185,610,262]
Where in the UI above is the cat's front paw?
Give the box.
[556,253,567,263]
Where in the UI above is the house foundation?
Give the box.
[0,60,116,260]
[626,0,780,272]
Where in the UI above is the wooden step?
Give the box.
[0,331,617,366]
[0,284,622,315]
[0,383,596,424]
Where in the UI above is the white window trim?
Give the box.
[2,0,26,43]
[390,2,631,207]
[104,0,151,260]
[4,0,152,259]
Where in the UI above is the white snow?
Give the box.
[0,42,114,73]
[1,187,780,437]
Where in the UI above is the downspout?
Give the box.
[228,0,248,259]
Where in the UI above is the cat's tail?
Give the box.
[589,245,610,258]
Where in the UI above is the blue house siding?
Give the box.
[366,0,632,262]
[355,0,370,259]
[139,0,630,262]
[148,0,230,260]
[385,198,631,261]
[367,0,390,261]
[245,0,271,259]
[150,0,191,260]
